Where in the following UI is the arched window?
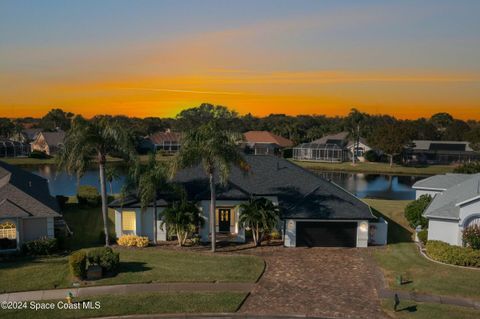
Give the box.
[466,216,480,228]
[0,221,16,240]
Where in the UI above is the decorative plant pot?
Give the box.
[86,265,103,280]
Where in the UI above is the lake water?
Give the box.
[23,164,425,200]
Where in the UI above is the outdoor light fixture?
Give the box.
[359,222,368,232]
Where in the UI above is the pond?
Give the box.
[23,164,425,200]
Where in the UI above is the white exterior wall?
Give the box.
[459,198,480,226]
[428,218,461,245]
[283,219,369,248]
[199,200,245,243]
[114,207,168,242]
[46,217,54,238]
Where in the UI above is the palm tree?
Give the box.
[105,166,120,195]
[127,153,168,245]
[239,197,279,246]
[346,108,365,165]
[161,199,203,246]
[171,120,249,252]
[58,115,135,246]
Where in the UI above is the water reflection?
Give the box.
[23,164,424,200]
[315,171,424,200]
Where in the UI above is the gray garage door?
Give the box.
[296,221,357,247]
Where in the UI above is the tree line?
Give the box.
[1,104,479,151]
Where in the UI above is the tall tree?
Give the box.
[58,115,135,246]
[0,118,14,137]
[345,108,366,164]
[105,166,120,195]
[171,119,249,252]
[174,103,238,132]
[368,123,411,167]
[40,108,74,131]
[466,126,480,151]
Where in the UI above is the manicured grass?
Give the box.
[0,248,263,293]
[0,292,246,319]
[381,300,480,319]
[292,160,454,175]
[365,199,480,300]
[1,157,58,165]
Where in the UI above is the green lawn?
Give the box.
[381,300,480,319]
[0,247,264,293]
[0,292,246,319]
[292,160,454,175]
[365,199,480,300]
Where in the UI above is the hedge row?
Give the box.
[425,240,480,267]
[68,247,120,279]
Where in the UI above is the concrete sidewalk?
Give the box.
[0,282,254,302]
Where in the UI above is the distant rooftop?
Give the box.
[413,173,475,190]
[411,140,475,152]
[243,131,293,148]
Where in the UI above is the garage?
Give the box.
[296,221,357,247]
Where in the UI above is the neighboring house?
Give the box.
[242,131,294,156]
[109,155,385,248]
[413,173,480,246]
[293,132,371,163]
[405,140,480,164]
[148,130,182,153]
[30,131,66,155]
[10,128,42,143]
[0,161,61,252]
[0,138,30,158]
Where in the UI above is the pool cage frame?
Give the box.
[293,143,350,163]
[0,139,31,158]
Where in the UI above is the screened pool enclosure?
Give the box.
[0,139,30,157]
[293,142,350,162]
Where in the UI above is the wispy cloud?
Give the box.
[123,87,245,95]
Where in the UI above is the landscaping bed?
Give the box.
[0,292,247,319]
[365,199,480,300]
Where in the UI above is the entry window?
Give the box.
[122,211,136,231]
[0,221,16,239]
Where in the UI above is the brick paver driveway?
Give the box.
[237,245,385,318]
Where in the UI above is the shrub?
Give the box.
[426,240,480,267]
[453,162,480,174]
[270,230,282,240]
[77,185,101,207]
[29,150,51,159]
[364,150,379,162]
[404,195,432,229]
[69,250,87,279]
[0,238,17,250]
[22,237,58,255]
[417,229,428,245]
[463,225,480,250]
[99,231,117,245]
[117,235,149,248]
[87,247,120,272]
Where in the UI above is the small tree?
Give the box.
[463,225,480,250]
[453,162,480,174]
[105,166,120,195]
[404,194,432,229]
[239,197,279,246]
[368,123,411,167]
[161,199,203,246]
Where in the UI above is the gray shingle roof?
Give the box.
[0,161,61,218]
[40,131,65,146]
[112,155,375,221]
[413,173,474,190]
[411,140,475,152]
[424,174,480,220]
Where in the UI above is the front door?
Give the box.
[218,208,231,232]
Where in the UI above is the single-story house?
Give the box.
[293,132,371,163]
[31,131,66,155]
[109,155,386,248]
[242,131,294,156]
[148,130,182,153]
[405,140,480,164]
[0,161,61,252]
[413,173,480,246]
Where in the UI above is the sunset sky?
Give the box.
[1,0,479,119]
